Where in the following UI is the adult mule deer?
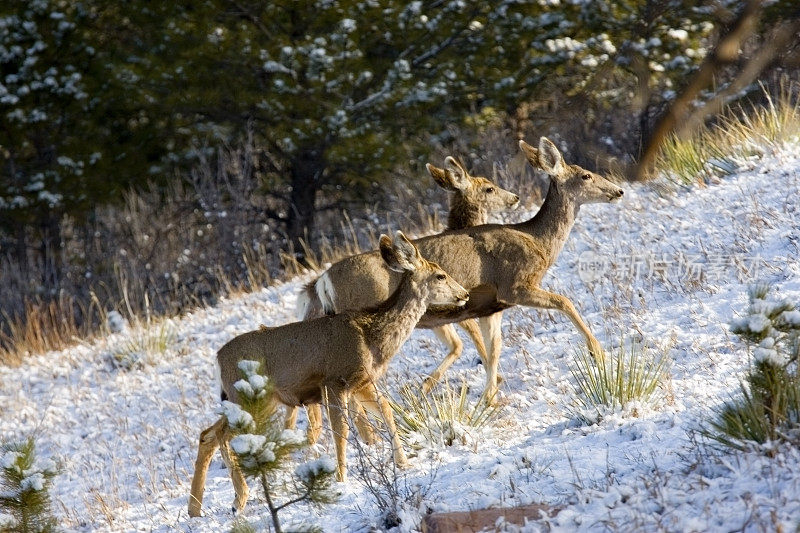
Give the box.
[296,137,624,403]
[188,231,469,517]
[291,156,520,439]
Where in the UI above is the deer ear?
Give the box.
[538,137,567,179]
[426,163,456,191]
[380,234,408,272]
[392,231,422,271]
[443,156,470,191]
[519,140,541,169]
[380,232,418,272]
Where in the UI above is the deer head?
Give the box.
[379,231,469,307]
[519,137,624,205]
[427,156,520,213]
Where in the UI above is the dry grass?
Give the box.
[656,80,800,185]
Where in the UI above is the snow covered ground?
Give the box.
[1,143,799,532]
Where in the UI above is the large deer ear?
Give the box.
[538,137,567,179]
[519,139,540,169]
[427,157,469,191]
[394,231,422,270]
[380,232,418,272]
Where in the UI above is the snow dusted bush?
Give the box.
[219,360,336,533]
[709,284,800,451]
[0,438,58,533]
[568,338,672,425]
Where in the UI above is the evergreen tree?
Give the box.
[0,438,58,533]
[221,360,336,532]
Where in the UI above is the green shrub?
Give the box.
[568,339,671,424]
[707,284,800,452]
[221,360,336,533]
[0,438,58,533]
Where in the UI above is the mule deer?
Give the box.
[290,157,520,439]
[188,231,469,517]
[296,137,623,403]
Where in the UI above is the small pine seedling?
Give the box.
[0,438,58,533]
[707,284,800,452]
[220,360,336,533]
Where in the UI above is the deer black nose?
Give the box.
[513,194,520,203]
[617,189,624,197]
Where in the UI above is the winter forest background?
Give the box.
[1,0,799,361]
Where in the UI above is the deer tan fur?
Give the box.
[188,232,468,517]
[297,137,624,403]
[291,157,519,439]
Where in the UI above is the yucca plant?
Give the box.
[568,339,671,424]
[0,438,58,533]
[221,360,336,533]
[389,379,501,447]
[706,284,800,453]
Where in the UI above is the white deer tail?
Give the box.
[296,273,336,320]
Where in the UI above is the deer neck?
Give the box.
[361,273,428,370]
[447,196,486,230]
[519,179,578,265]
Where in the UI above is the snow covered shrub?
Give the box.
[390,380,501,448]
[708,284,800,452]
[109,319,176,370]
[221,360,336,533]
[568,339,671,424]
[0,438,58,533]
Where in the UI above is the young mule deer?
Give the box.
[290,157,520,439]
[188,231,469,517]
[296,137,624,403]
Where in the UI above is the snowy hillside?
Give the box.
[1,144,799,532]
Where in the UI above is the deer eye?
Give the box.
[582,173,592,181]
[485,187,495,193]
[436,274,446,280]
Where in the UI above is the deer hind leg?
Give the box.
[423,324,465,392]
[478,311,504,404]
[189,417,248,517]
[511,286,604,361]
[217,428,249,513]
[324,387,350,482]
[353,384,408,469]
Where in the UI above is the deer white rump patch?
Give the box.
[316,271,337,314]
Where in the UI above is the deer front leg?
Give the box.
[284,405,299,431]
[305,404,323,445]
[219,428,249,514]
[509,286,604,361]
[423,324,465,392]
[354,384,409,469]
[324,387,350,482]
[478,312,504,404]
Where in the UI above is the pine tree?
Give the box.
[220,360,336,532]
[0,438,58,533]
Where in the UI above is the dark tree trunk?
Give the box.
[40,209,63,296]
[285,148,325,264]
